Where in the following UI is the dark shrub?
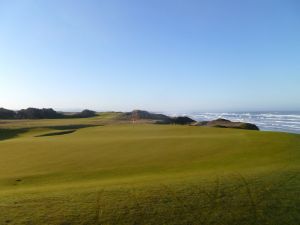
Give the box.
[73,110,97,118]
[0,108,16,119]
[170,116,196,125]
[16,108,64,119]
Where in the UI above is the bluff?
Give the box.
[0,108,97,119]
[119,110,196,125]
[192,118,259,130]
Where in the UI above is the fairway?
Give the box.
[0,121,300,225]
[2,0,300,224]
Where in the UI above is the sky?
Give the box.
[0,0,299,112]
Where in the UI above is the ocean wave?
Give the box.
[188,111,300,134]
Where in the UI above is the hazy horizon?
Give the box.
[1,0,299,112]
[2,107,300,114]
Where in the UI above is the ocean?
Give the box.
[185,111,300,134]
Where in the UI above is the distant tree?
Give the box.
[16,108,64,119]
[0,107,98,120]
[0,108,16,119]
[170,116,196,125]
[73,109,97,118]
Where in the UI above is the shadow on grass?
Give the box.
[35,130,77,137]
[42,124,99,130]
[0,128,29,141]
[0,124,102,141]
[35,124,101,137]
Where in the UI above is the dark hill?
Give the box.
[0,108,16,119]
[70,109,97,118]
[193,118,259,130]
[169,116,196,125]
[119,110,195,125]
[0,108,97,119]
[16,108,64,119]
[119,110,170,121]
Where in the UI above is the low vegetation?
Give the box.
[193,118,260,130]
[0,108,97,119]
[0,114,299,225]
[118,110,196,125]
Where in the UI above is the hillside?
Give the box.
[193,118,260,130]
[0,108,97,119]
[1,108,259,131]
[118,110,196,125]
[0,116,299,225]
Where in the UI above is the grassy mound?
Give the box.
[0,119,299,224]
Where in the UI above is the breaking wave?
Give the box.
[187,111,300,134]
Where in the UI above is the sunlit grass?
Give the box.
[0,118,299,224]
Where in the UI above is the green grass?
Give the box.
[0,117,299,225]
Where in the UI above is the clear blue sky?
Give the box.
[0,0,299,112]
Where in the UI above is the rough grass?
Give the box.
[0,117,299,225]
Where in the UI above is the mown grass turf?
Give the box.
[0,118,299,225]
